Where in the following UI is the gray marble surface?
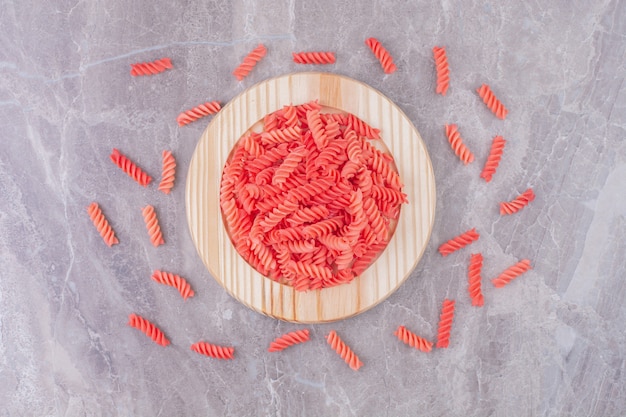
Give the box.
[1,0,625,415]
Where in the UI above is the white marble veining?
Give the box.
[0,0,625,415]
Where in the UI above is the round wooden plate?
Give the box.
[186,72,435,323]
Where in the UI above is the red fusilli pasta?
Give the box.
[128,313,169,346]
[326,330,363,371]
[142,205,164,247]
[190,341,234,360]
[468,253,485,307]
[492,259,532,288]
[500,188,535,215]
[432,46,450,96]
[365,37,397,74]
[268,329,310,352]
[438,228,480,256]
[151,270,194,300]
[87,202,118,247]
[292,52,336,65]
[476,84,508,120]
[177,101,221,126]
[158,150,176,194]
[394,325,433,353]
[444,124,475,165]
[480,136,506,182]
[110,148,152,187]
[436,299,455,349]
[233,44,267,81]
[130,58,172,76]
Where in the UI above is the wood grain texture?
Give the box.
[186,72,436,323]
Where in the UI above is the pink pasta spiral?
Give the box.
[176,101,221,126]
[142,205,165,247]
[110,148,152,187]
[476,84,508,120]
[480,136,506,182]
[444,124,475,165]
[394,325,433,353]
[86,202,118,247]
[190,341,235,360]
[268,329,310,352]
[127,313,169,346]
[272,146,307,185]
[500,188,535,215]
[432,46,450,96]
[347,114,380,139]
[130,58,172,76]
[233,44,267,81]
[365,37,397,74]
[151,270,194,300]
[436,299,455,349]
[326,330,363,371]
[158,150,176,194]
[292,51,336,65]
[438,228,479,256]
[468,253,485,307]
[492,259,532,288]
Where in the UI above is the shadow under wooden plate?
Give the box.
[186,72,436,323]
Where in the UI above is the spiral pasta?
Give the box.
[130,58,172,76]
[326,330,363,371]
[347,113,380,139]
[87,202,119,247]
[110,148,152,187]
[436,299,455,349]
[190,341,234,360]
[177,101,221,126]
[444,124,475,165]
[438,228,479,256]
[476,84,508,120]
[500,188,535,215]
[394,325,433,353]
[127,313,169,346]
[468,253,485,307]
[365,37,397,74]
[142,205,164,247]
[492,259,532,288]
[233,44,267,81]
[157,150,176,194]
[432,46,450,96]
[292,52,336,65]
[268,329,310,352]
[480,136,506,182]
[151,270,194,300]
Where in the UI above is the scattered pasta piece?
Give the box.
[292,52,336,65]
[268,329,310,352]
[191,341,234,360]
[128,313,169,346]
[365,37,397,74]
[492,259,532,288]
[436,299,455,349]
[177,101,222,127]
[468,253,485,307]
[326,330,363,371]
[432,46,450,96]
[444,124,474,165]
[110,148,152,187]
[86,202,119,247]
[158,150,176,194]
[151,270,194,300]
[480,136,506,182]
[130,58,172,77]
[142,205,164,247]
[233,44,267,81]
[394,325,433,352]
[438,228,479,256]
[500,188,535,215]
[476,84,508,120]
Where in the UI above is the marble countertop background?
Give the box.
[1,0,625,416]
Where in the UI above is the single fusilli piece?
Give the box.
[151,270,194,300]
[468,253,485,307]
[365,37,397,74]
[142,205,164,247]
[86,202,118,247]
[500,188,535,215]
[394,325,433,353]
[492,259,532,288]
[158,150,176,194]
[444,124,475,165]
[432,46,450,96]
[177,101,221,126]
[436,299,455,349]
[292,51,336,65]
[130,58,172,76]
[326,330,363,371]
[480,136,506,182]
[127,313,169,346]
[268,329,310,352]
[110,148,152,187]
[233,44,267,81]
[476,84,508,120]
[190,341,234,360]
[438,228,480,256]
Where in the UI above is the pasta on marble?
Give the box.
[87,202,119,247]
[177,101,221,126]
[233,44,267,81]
[128,313,169,346]
[268,329,310,352]
[151,270,194,300]
[130,58,172,76]
[365,37,397,74]
[326,330,363,371]
[142,205,164,247]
